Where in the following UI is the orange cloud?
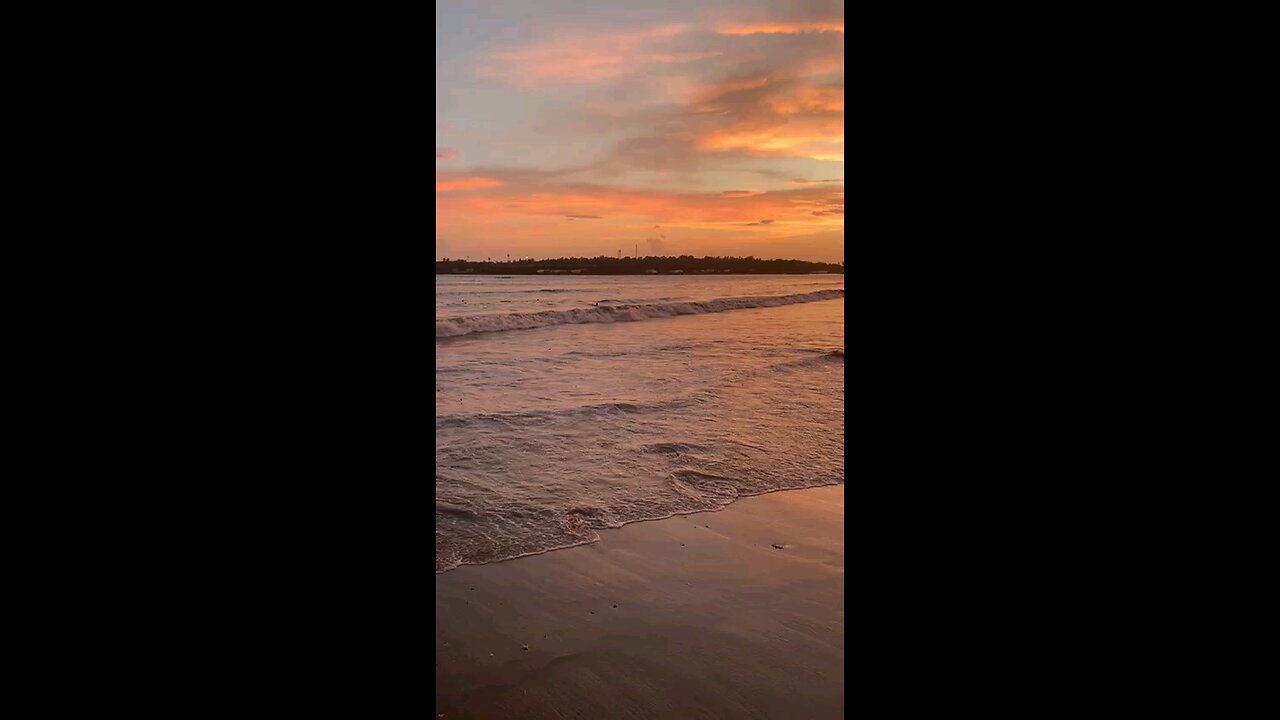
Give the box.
[436,182,844,262]
[718,21,843,35]
[437,177,504,192]
[769,84,843,114]
[698,116,843,161]
[655,73,844,164]
[438,181,843,230]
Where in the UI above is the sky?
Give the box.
[437,0,844,263]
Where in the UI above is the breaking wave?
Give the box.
[437,289,844,338]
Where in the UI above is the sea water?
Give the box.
[436,274,844,572]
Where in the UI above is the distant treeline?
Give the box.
[436,256,844,275]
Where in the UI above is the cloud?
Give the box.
[477,24,718,86]
[692,76,771,97]
[471,14,843,175]
[438,5,844,261]
[436,148,459,160]
[438,176,843,226]
[437,177,504,192]
[604,71,844,167]
[789,178,842,185]
[768,84,843,114]
[697,109,843,160]
[436,181,845,262]
[610,135,704,172]
[718,21,843,35]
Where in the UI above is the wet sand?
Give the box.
[435,484,844,719]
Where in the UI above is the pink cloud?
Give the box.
[477,24,717,86]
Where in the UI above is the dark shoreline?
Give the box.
[437,257,844,275]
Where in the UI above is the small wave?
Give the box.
[768,349,846,371]
[562,341,704,359]
[592,296,686,305]
[437,289,844,338]
[642,442,709,455]
[436,287,587,296]
[436,501,480,518]
[670,469,742,500]
[436,397,704,428]
[435,481,843,573]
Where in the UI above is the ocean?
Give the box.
[436,274,845,572]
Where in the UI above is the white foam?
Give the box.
[436,289,844,338]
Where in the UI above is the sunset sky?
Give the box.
[436,0,844,263]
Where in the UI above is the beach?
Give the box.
[435,484,844,719]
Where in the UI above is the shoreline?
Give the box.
[436,480,841,574]
[436,483,844,719]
